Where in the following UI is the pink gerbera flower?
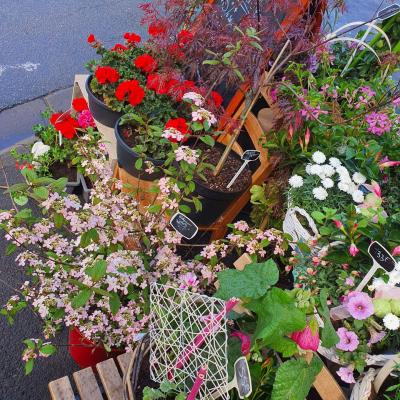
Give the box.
[336,327,359,352]
[345,291,374,320]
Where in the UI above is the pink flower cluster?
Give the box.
[365,112,392,136]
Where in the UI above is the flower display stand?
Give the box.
[72,74,118,163]
[48,352,134,400]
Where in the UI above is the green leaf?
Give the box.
[148,204,162,214]
[109,293,121,315]
[71,289,92,309]
[25,359,34,375]
[250,41,263,51]
[216,259,279,300]
[311,211,325,224]
[135,158,143,170]
[14,195,28,206]
[40,344,57,355]
[193,197,202,212]
[318,289,339,348]
[247,288,306,351]
[199,135,215,147]
[54,213,65,229]
[203,60,220,65]
[32,186,49,200]
[179,204,191,214]
[85,260,107,282]
[80,228,99,248]
[271,356,323,400]
[6,243,17,256]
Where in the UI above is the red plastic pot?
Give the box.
[68,327,123,369]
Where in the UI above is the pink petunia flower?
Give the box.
[345,291,374,320]
[336,327,359,352]
[337,366,356,384]
[367,327,386,347]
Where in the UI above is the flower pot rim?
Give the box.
[86,75,121,114]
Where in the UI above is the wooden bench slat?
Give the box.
[48,376,75,400]
[116,352,134,375]
[96,358,125,400]
[73,367,103,400]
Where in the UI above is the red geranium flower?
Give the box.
[146,74,169,95]
[167,44,184,60]
[87,34,95,43]
[95,66,120,84]
[148,21,167,37]
[210,91,223,108]
[72,97,89,112]
[124,32,141,44]
[50,112,79,140]
[167,79,197,101]
[115,80,145,106]
[165,118,190,135]
[111,43,128,53]
[134,54,157,74]
[177,30,193,47]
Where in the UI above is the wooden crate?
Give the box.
[48,353,134,400]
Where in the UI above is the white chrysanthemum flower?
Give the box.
[329,157,342,167]
[322,178,334,189]
[352,172,367,184]
[322,164,335,177]
[336,166,350,178]
[305,163,313,175]
[388,270,400,286]
[352,190,364,203]
[347,182,357,195]
[383,313,400,330]
[312,151,326,164]
[370,277,386,290]
[310,164,323,176]
[288,175,304,188]
[313,186,328,201]
[338,181,350,193]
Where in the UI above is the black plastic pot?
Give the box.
[184,141,251,226]
[86,75,123,128]
[114,118,165,181]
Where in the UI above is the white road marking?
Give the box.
[0,62,40,77]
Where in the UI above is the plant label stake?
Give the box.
[226,150,260,189]
[356,241,397,291]
[170,212,198,240]
[211,357,252,399]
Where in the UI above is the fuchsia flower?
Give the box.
[345,277,354,287]
[231,331,251,356]
[290,324,320,352]
[333,220,344,229]
[349,243,359,257]
[336,327,359,352]
[371,181,381,198]
[337,367,356,384]
[379,158,400,169]
[392,246,400,257]
[345,291,374,320]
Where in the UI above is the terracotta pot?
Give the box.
[68,327,123,369]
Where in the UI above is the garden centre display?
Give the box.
[1,0,400,399]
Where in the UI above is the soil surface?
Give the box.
[49,162,78,182]
[194,141,252,193]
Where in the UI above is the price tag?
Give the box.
[227,150,260,189]
[234,357,252,399]
[170,212,198,240]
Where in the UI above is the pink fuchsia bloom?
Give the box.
[337,366,356,384]
[336,327,359,352]
[365,112,392,136]
[305,128,311,147]
[345,291,374,320]
[349,243,359,257]
[371,181,381,198]
[231,331,251,356]
[379,158,400,169]
[392,246,400,257]
[77,110,96,128]
[333,220,344,229]
[345,277,354,287]
[290,325,320,352]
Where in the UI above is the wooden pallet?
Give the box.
[49,353,134,400]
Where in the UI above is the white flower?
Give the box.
[313,186,328,201]
[162,128,186,142]
[352,172,366,184]
[174,146,199,165]
[347,182,357,195]
[336,166,350,179]
[352,190,364,203]
[310,164,323,176]
[322,178,334,189]
[182,92,204,107]
[329,157,342,167]
[192,108,217,125]
[305,163,313,175]
[322,164,335,177]
[388,270,400,286]
[312,151,326,164]
[289,175,304,188]
[383,313,400,330]
[370,277,386,290]
[338,181,350,193]
[31,141,50,159]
